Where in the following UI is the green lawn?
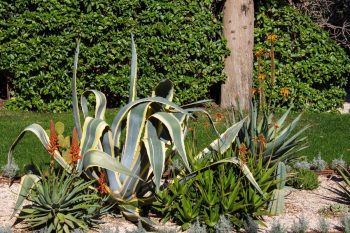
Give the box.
[1,109,350,175]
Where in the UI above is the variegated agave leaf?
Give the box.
[12,174,40,218]
[7,124,71,172]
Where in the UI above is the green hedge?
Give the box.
[0,0,228,112]
[254,1,350,112]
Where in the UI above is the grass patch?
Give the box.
[1,109,350,175]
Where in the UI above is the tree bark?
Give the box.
[220,0,254,110]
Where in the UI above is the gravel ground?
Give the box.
[0,175,347,232]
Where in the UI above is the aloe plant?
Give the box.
[17,170,108,233]
[7,35,262,222]
[231,102,309,165]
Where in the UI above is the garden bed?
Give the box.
[0,175,347,233]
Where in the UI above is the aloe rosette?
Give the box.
[8,35,263,222]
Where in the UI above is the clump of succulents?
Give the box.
[311,154,327,171]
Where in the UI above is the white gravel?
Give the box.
[0,175,347,232]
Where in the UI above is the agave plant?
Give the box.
[8,35,262,222]
[230,102,309,165]
[17,170,108,233]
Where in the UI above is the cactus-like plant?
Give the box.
[230,101,309,165]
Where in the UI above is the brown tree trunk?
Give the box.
[220,0,254,111]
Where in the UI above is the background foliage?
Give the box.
[254,0,350,112]
[0,0,228,112]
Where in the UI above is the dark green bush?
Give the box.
[0,0,227,112]
[254,1,350,112]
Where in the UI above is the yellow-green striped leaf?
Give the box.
[143,121,166,191]
[150,112,190,171]
[81,90,107,120]
[7,124,71,172]
[129,33,137,103]
[82,150,139,179]
[196,118,246,159]
[12,174,40,217]
[72,39,82,139]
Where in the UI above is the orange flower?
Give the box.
[97,171,109,194]
[255,48,265,57]
[274,123,279,130]
[69,128,82,165]
[259,133,267,149]
[280,87,289,97]
[258,73,266,81]
[252,88,258,96]
[239,143,247,164]
[215,112,224,122]
[239,143,247,156]
[203,121,210,129]
[267,33,278,43]
[47,120,59,157]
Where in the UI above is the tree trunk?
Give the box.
[220,0,254,110]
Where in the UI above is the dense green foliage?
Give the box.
[254,1,350,112]
[0,0,227,112]
[154,149,277,231]
[287,168,320,190]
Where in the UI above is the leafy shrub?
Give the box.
[331,155,346,170]
[287,169,320,190]
[1,0,227,112]
[1,159,19,180]
[311,155,327,171]
[293,160,311,171]
[269,221,286,233]
[254,1,350,112]
[243,216,258,233]
[317,217,330,233]
[342,214,350,233]
[214,215,233,233]
[290,215,309,233]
